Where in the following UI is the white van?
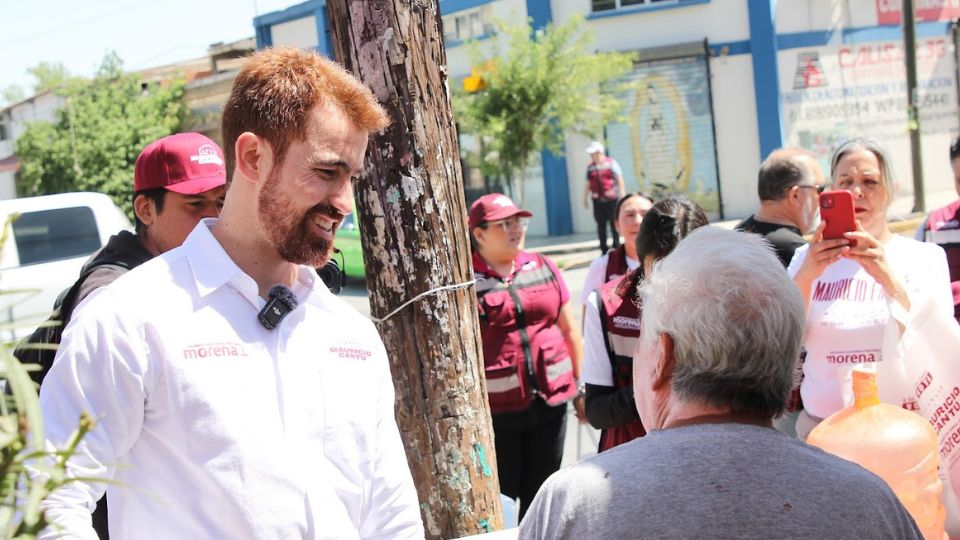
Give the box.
[0,192,132,339]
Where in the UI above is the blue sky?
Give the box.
[1,0,298,98]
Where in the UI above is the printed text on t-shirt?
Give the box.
[813,278,886,303]
[825,350,879,364]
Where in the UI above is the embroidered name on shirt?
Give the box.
[183,342,248,359]
[330,346,372,360]
[613,315,640,331]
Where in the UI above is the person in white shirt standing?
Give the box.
[37,47,424,539]
[789,137,952,441]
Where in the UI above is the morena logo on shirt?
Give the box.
[613,315,640,331]
[183,342,248,360]
[330,344,373,360]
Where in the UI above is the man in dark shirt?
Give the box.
[736,148,825,267]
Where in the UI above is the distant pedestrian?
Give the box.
[916,135,960,322]
[470,193,584,520]
[520,227,923,540]
[583,141,625,254]
[736,147,825,267]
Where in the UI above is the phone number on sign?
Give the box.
[826,352,877,364]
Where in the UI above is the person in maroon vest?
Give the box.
[916,135,960,322]
[582,141,626,254]
[582,196,708,452]
[470,193,584,520]
[579,192,654,317]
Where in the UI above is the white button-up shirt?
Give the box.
[38,220,424,539]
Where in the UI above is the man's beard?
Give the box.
[258,167,342,267]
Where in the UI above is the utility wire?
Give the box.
[0,0,166,49]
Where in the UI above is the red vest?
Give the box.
[604,245,630,284]
[475,253,576,414]
[587,157,618,200]
[596,269,647,451]
[923,199,960,320]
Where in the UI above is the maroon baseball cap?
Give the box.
[468,193,533,229]
[134,132,227,194]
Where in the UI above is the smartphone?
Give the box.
[819,190,857,247]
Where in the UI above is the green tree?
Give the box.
[0,86,25,107]
[15,52,186,216]
[26,62,74,93]
[453,15,635,200]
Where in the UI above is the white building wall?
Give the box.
[775,0,958,204]
[563,0,759,223]
[710,53,762,218]
[0,92,64,199]
[448,0,762,229]
[570,0,749,49]
[271,16,320,49]
[8,93,62,142]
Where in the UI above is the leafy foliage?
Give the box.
[0,87,25,108]
[25,62,77,94]
[453,15,635,198]
[15,52,186,217]
[0,215,94,538]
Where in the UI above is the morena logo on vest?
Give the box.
[613,315,641,331]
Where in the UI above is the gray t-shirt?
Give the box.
[519,423,921,539]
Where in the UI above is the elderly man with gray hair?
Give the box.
[518,227,921,539]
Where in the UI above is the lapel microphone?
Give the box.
[258,285,299,330]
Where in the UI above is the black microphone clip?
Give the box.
[258,285,299,330]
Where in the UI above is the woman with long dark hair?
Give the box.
[582,196,709,451]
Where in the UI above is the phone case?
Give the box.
[819,190,858,247]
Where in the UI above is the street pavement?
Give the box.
[339,264,600,469]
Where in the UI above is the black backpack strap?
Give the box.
[506,282,538,394]
[58,262,126,326]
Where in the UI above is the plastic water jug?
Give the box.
[807,367,946,540]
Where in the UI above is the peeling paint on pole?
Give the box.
[326,1,503,538]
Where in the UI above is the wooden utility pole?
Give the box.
[325,2,503,538]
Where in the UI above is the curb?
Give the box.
[554,252,598,271]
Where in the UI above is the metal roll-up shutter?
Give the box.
[604,41,722,219]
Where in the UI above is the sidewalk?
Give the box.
[526,186,957,270]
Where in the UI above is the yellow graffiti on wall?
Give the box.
[629,74,692,193]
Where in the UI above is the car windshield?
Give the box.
[12,206,101,266]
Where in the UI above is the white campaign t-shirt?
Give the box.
[579,253,640,306]
[788,235,952,419]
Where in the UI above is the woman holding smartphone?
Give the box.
[789,137,952,440]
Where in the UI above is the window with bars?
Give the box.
[592,0,677,12]
[442,5,495,43]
